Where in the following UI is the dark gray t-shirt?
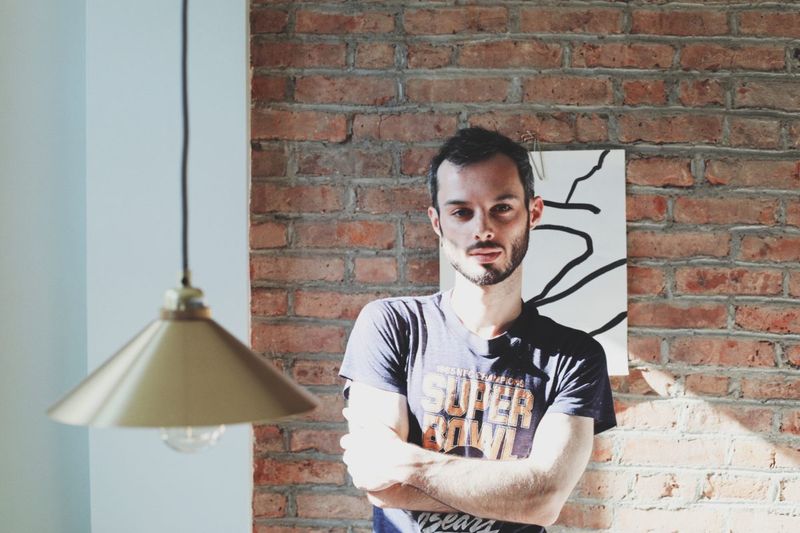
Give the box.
[339,291,617,533]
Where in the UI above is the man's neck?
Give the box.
[449,270,523,339]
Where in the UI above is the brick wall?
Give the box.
[249,1,800,531]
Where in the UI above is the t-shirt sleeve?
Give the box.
[549,337,617,435]
[338,300,409,398]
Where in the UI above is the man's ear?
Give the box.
[427,206,442,238]
[528,196,544,230]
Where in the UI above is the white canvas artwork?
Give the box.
[440,149,629,376]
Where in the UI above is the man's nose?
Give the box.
[473,212,494,241]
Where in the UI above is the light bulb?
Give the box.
[160,425,226,453]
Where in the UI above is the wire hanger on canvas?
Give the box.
[521,130,547,182]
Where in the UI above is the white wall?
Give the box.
[85,1,251,532]
[0,1,90,532]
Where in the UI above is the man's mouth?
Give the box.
[468,249,502,264]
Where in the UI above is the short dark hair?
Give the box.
[427,127,535,211]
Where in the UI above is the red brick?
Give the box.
[628,336,661,364]
[252,323,346,354]
[523,76,612,105]
[554,503,611,530]
[620,436,728,467]
[406,77,510,103]
[670,337,776,368]
[251,221,288,249]
[628,231,729,258]
[252,75,288,102]
[681,44,784,71]
[790,273,800,298]
[252,148,287,178]
[292,360,341,386]
[610,369,673,397]
[684,403,774,434]
[407,43,453,69]
[470,112,574,143]
[628,301,727,329]
[458,40,562,68]
[295,76,395,105]
[254,527,346,533]
[706,160,800,189]
[632,10,728,36]
[253,424,285,454]
[742,377,800,401]
[739,10,800,38]
[250,256,345,283]
[295,10,394,34]
[627,158,693,187]
[787,201,800,227]
[250,9,288,34]
[300,393,345,423]
[252,110,347,142]
[291,429,346,455]
[736,305,800,334]
[354,257,397,284]
[401,147,437,177]
[297,149,392,178]
[295,221,396,250]
[623,79,667,106]
[703,474,772,501]
[739,235,800,262]
[729,510,800,533]
[631,472,698,502]
[251,184,344,214]
[576,113,608,142]
[296,493,371,520]
[790,122,800,149]
[254,458,345,485]
[353,113,458,142]
[519,7,622,34]
[628,266,666,296]
[406,258,438,284]
[685,374,730,397]
[730,438,800,469]
[404,221,437,250]
[251,42,346,68]
[618,113,723,143]
[780,411,800,436]
[735,81,800,111]
[729,117,781,149]
[617,508,726,532]
[572,43,674,69]
[626,195,667,222]
[614,398,680,430]
[404,7,507,35]
[673,197,779,225]
[356,186,428,215]
[253,491,287,518]
[294,290,386,320]
[675,267,782,295]
[251,288,289,317]
[573,469,629,500]
[678,79,726,107]
[355,42,395,69]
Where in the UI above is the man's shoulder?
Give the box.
[524,305,605,359]
[359,292,443,321]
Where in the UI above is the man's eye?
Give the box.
[451,209,471,218]
[493,204,512,213]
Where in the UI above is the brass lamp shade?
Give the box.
[48,285,319,427]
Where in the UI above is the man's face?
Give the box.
[428,154,543,286]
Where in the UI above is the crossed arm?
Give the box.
[341,381,595,526]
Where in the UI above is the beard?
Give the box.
[442,226,529,286]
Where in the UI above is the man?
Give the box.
[339,127,616,532]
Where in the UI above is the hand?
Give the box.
[340,407,420,492]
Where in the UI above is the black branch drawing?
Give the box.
[526,149,627,338]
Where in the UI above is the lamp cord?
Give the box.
[180,0,190,287]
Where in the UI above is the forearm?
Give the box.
[405,448,561,526]
[367,484,457,513]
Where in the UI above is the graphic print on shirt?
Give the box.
[419,364,534,460]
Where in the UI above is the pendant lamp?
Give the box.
[47,0,318,452]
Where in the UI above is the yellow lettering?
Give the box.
[478,422,505,459]
[443,417,465,453]
[487,384,512,425]
[466,379,486,419]
[500,427,518,459]
[421,413,446,451]
[444,376,469,417]
[508,388,534,429]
